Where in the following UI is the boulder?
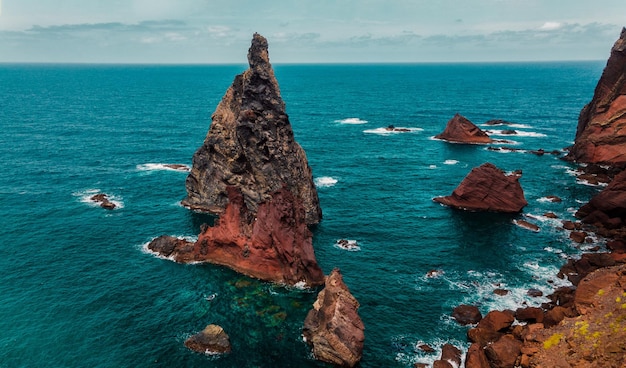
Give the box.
[515,307,544,323]
[434,113,493,144]
[303,268,365,368]
[566,28,626,164]
[513,219,540,232]
[149,186,324,287]
[433,163,527,213]
[440,344,462,367]
[451,304,482,325]
[182,33,322,225]
[485,335,522,368]
[184,324,231,354]
[90,193,116,210]
[465,343,490,368]
[477,310,515,332]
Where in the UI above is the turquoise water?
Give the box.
[0,62,605,367]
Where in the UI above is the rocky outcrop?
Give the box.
[433,163,527,213]
[451,305,482,325]
[434,114,492,144]
[576,169,626,242]
[184,324,231,354]
[566,28,626,164]
[182,33,322,225]
[90,193,116,210]
[303,268,364,367]
[149,186,324,287]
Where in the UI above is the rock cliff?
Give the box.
[182,33,322,225]
[303,268,365,367]
[576,169,626,241]
[434,114,493,144]
[149,186,324,287]
[433,163,527,213]
[567,28,626,164]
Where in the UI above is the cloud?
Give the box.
[540,22,562,31]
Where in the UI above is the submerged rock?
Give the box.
[149,186,324,287]
[303,268,364,367]
[567,28,626,164]
[90,193,116,210]
[182,33,322,225]
[433,163,527,213]
[434,113,492,144]
[184,324,231,354]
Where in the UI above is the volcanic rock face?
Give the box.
[576,169,626,241]
[434,113,492,144]
[567,28,626,164]
[433,163,527,213]
[149,186,324,287]
[182,33,322,225]
[303,268,365,368]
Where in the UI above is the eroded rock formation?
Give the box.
[182,33,322,225]
[434,113,492,144]
[184,324,231,355]
[149,186,324,287]
[433,163,527,213]
[303,268,364,367]
[576,169,626,241]
[567,28,626,164]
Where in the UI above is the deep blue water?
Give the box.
[0,61,606,367]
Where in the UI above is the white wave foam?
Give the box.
[364,127,423,135]
[394,336,468,368]
[481,123,533,129]
[136,163,190,172]
[429,165,438,169]
[485,129,547,138]
[314,176,338,188]
[335,117,368,124]
[443,160,458,165]
[140,235,198,262]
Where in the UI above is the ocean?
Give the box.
[0,61,606,367]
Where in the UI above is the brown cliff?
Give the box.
[182,33,322,225]
[149,186,324,287]
[303,268,365,367]
[434,114,493,144]
[567,28,626,164]
[433,163,527,213]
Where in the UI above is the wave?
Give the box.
[140,235,199,263]
[333,239,360,251]
[364,127,423,135]
[73,188,124,209]
[481,123,533,129]
[443,160,458,165]
[485,129,547,138]
[136,163,190,172]
[335,117,368,124]
[314,176,338,188]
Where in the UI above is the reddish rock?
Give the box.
[569,231,588,243]
[484,335,522,368]
[303,268,365,368]
[567,28,626,164]
[451,304,482,325]
[493,288,510,296]
[545,195,562,203]
[574,266,620,315]
[440,344,462,367]
[90,193,116,210]
[465,343,490,368]
[434,113,493,144]
[477,310,515,332]
[576,169,626,241]
[434,163,527,213]
[543,306,568,327]
[527,288,543,297]
[432,360,453,368]
[184,324,231,354]
[149,186,324,287]
[515,307,544,323]
[513,219,540,232]
[418,344,436,353]
[543,212,558,219]
[182,33,322,225]
[467,327,504,346]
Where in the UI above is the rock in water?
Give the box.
[182,33,322,225]
[184,324,231,354]
[433,163,527,213]
[434,113,493,144]
[149,186,324,287]
[567,28,626,164]
[303,268,365,367]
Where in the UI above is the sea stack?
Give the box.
[433,163,527,213]
[182,33,322,225]
[303,268,365,367]
[434,113,493,144]
[566,27,626,164]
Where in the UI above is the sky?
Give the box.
[0,0,624,64]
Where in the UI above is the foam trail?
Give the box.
[444,160,458,165]
[335,118,368,124]
[315,177,338,188]
[74,189,124,209]
[136,163,190,172]
[364,127,423,135]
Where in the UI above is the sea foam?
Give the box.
[364,127,423,135]
[314,176,338,188]
[136,163,191,172]
[74,188,124,209]
[335,117,368,124]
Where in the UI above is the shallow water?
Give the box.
[0,61,606,367]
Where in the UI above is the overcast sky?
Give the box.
[0,0,624,63]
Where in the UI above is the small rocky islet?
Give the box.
[144,28,626,367]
